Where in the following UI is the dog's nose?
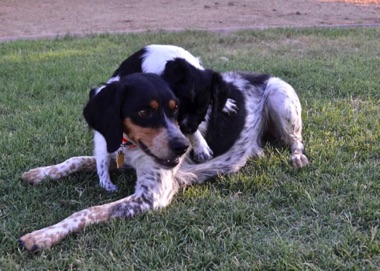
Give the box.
[180,125,194,134]
[179,118,197,135]
[179,122,197,135]
[170,138,189,156]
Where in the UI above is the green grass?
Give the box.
[0,28,379,270]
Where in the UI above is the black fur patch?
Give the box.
[238,72,271,87]
[111,48,146,77]
[205,82,246,157]
[83,73,178,153]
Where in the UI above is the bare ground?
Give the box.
[0,0,379,41]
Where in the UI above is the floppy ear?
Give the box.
[162,58,190,85]
[210,72,229,118]
[83,83,125,153]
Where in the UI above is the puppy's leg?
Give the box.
[22,156,96,185]
[265,78,309,168]
[222,98,239,115]
[188,130,213,163]
[19,165,178,251]
[94,132,118,192]
[190,98,237,163]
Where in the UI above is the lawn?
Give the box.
[0,28,379,270]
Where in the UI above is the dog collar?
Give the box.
[122,137,137,148]
[116,137,137,169]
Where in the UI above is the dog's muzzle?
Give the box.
[139,138,189,169]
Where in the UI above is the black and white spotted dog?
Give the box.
[20,47,309,251]
[91,45,235,192]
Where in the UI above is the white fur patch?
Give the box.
[142,44,204,75]
[223,98,239,114]
[107,75,121,84]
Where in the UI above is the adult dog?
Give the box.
[89,45,234,192]
[20,62,309,252]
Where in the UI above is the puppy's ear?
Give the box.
[89,86,99,99]
[162,58,190,85]
[210,72,229,117]
[83,83,125,153]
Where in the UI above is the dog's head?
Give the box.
[83,73,189,168]
[162,58,229,134]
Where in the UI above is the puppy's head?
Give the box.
[162,58,229,134]
[83,73,189,168]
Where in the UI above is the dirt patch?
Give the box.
[1,0,379,41]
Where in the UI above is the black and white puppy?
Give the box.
[92,45,235,191]
[182,71,310,180]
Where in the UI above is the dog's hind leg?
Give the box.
[22,156,97,185]
[265,78,309,168]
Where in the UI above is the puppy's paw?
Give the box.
[222,98,238,115]
[192,144,213,163]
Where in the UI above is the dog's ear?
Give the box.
[163,58,190,85]
[210,72,229,118]
[83,83,125,153]
[89,87,99,99]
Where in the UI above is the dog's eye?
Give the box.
[138,109,151,118]
[173,104,179,113]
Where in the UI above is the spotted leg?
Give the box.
[19,160,180,251]
[18,194,148,251]
[22,156,97,185]
[265,77,309,168]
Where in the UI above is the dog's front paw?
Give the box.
[99,177,118,192]
[192,144,213,163]
[21,167,49,185]
[19,227,65,251]
[101,182,118,192]
[223,98,238,115]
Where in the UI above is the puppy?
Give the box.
[93,45,235,191]
[180,71,310,183]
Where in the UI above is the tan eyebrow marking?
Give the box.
[150,100,159,110]
[168,100,176,110]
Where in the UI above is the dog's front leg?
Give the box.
[223,98,238,115]
[18,193,152,251]
[188,130,213,163]
[19,164,179,251]
[94,131,118,192]
[22,156,96,185]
